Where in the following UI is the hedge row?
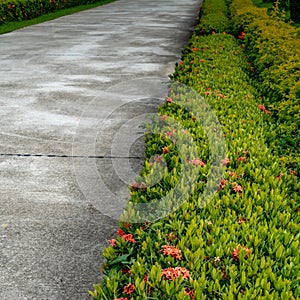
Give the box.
[90,0,299,299]
[0,0,106,24]
[195,0,231,35]
[230,0,300,172]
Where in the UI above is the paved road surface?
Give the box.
[0,0,201,298]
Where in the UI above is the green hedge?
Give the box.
[90,1,299,298]
[0,0,105,24]
[195,0,231,35]
[230,0,300,173]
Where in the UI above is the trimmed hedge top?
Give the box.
[90,0,299,299]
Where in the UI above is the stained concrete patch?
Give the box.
[0,0,202,298]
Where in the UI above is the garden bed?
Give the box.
[90,0,299,298]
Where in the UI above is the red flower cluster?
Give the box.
[109,239,117,247]
[166,97,173,103]
[123,283,135,295]
[121,234,136,243]
[164,131,174,138]
[162,146,169,154]
[189,158,205,167]
[160,115,168,121]
[258,104,271,115]
[228,171,238,178]
[161,267,190,280]
[184,288,195,299]
[221,158,230,166]
[232,245,252,261]
[238,31,245,39]
[161,245,182,260]
[130,182,139,191]
[219,178,228,189]
[238,218,246,224]
[130,182,146,191]
[237,156,246,162]
[233,184,242,193]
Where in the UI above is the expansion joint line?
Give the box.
[0,153,143,159]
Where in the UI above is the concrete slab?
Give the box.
[0,0,202,298]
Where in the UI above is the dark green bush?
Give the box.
[0,0,105,24]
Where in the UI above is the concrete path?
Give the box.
[0,0,201,299]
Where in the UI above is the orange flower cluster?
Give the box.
[161,267,190,280]
[189,158,205,167]
[233,184,242,193]
[162,146,169,154]
[123,283,135,295]
[238,31,245,39]
[161,245,182,259]
[258,104,271,115]
[221,158,230,166]
[232,245,252,261]
[121,234,136,243]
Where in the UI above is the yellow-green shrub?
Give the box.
[230,0,300,171]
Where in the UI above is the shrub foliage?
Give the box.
[91,0,299,299]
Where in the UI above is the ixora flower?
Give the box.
[161,245,182,260]
[228,171,238,178]
[238,31,245,39]
[160,115,168,121]
[121,234,136,243]
[118,228,124,236]
[123,222,131,230]
[109,239,117,247]
[166,97,173,103]
[221,158,230,166]
[184,288,195,299]
[161,267,190,280]
[232,245,252,261]
[237,156,246,162]
[115,298,128,300]
[238,218,246,224]
[189,158,205,167]
[233,184,242,193]
[219,178,228,189]
[123,283,135,295]
[258,104,271,115]
[130,182,139,191]
[162,146,169,154]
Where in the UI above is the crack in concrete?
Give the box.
[0,153,143,159]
